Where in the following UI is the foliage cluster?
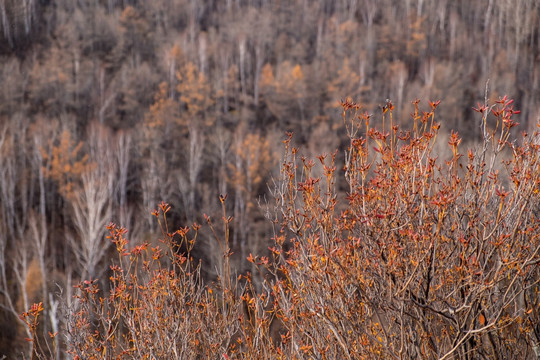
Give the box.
[21,98,540,359]
[2,3,540,356]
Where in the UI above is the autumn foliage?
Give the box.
[263,97,539,359]
[2,1,539,358]
[21,97,539,359]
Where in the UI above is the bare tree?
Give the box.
[67,124,115,280]
[0,121,35,358]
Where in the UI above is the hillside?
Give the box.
[0,1,539,358]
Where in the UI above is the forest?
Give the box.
[0,0,539,358]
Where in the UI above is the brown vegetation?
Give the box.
[21,99,540,359]
[0,1,539,358]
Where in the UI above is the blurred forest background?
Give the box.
[0,0,539,356]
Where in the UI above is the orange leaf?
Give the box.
[478,313,486,326]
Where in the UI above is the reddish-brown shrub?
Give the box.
[263,97,539,359]
[22,97,539,359]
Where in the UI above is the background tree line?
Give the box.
[0,0,539,356]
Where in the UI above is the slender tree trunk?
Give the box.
[239,37,247,103]
[254,42,264,107]
[0,0,13,48]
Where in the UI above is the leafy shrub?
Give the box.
[22,97,539,359]
[263,97,539,359]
